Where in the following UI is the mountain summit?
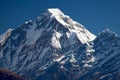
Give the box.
[0,8,120,80]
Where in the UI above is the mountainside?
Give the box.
[0,8,120,80]
[78,29,120,80]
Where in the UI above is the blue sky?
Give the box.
[0,0,120,35]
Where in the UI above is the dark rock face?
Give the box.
[0,68,27,80]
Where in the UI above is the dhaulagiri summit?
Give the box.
[0,8,120,80]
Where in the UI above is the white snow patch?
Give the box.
[48,8,64,16]
[60,65,64,69]
[60,57,69,65]
[67,25,96,44]
[54,55,65,62]
[0,29,13,44]
[82,56,95,63]
[51,31,62,49]
[83,64,92,68]
[90,56,96,62]
[86,49,95,53]
[48,8,69,26]
[70,54,76,63]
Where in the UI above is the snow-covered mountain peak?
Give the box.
[47,8,64,16]
[0,8,120,80]
[0,9,96,79]
[47,8,96,43]
[31,8,96,46]
[46,8,71,27]
[97,29,118,40]
[101,29,117,35]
